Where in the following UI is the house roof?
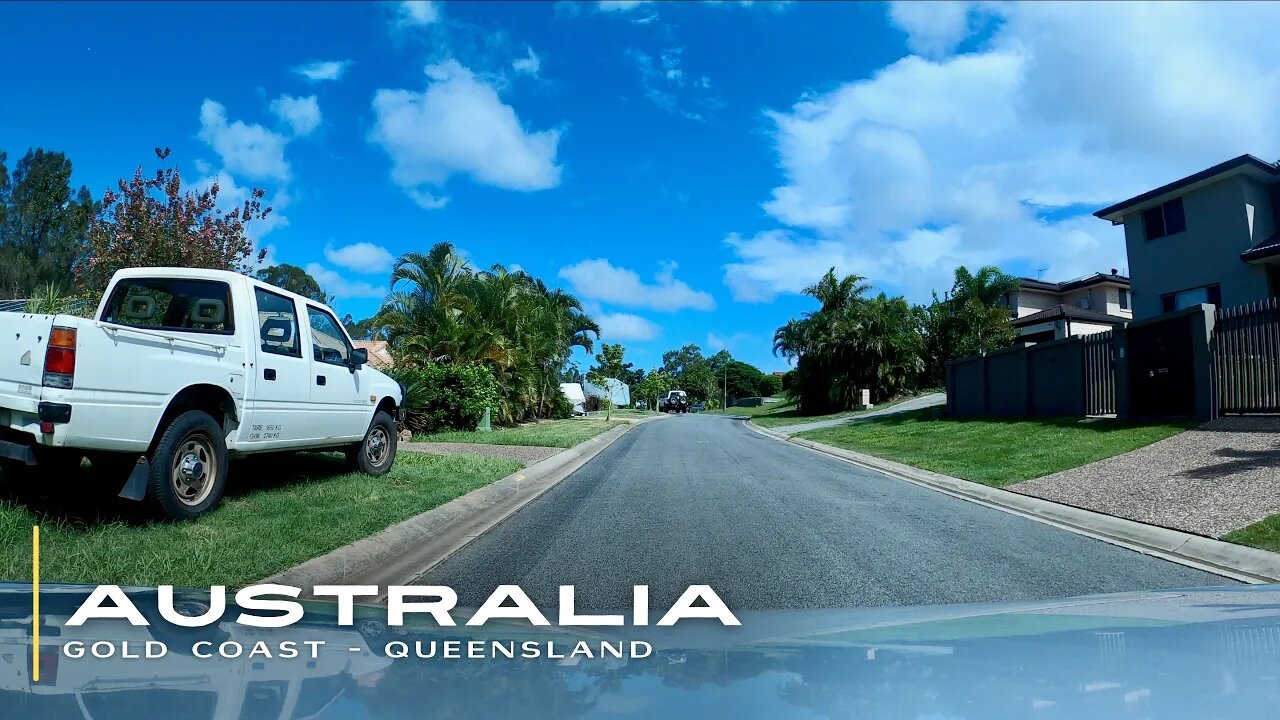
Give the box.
[1242,232,1280,263]
[1018,272,1130,293]
[353,339,393,369]
[1094,154,1280,223]
[1011,304,1130,328]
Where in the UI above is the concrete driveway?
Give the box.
[774,392,946,435]
[416,413,1228,611]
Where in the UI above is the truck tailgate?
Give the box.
[0,312,54,410]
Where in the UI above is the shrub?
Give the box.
[758,374,783,397]
[388,364,500,434]
[548,391,575,420]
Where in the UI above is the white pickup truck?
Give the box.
[0,267,404,519]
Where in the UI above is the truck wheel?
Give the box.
[349,411,397,475]
[147,410,229,520]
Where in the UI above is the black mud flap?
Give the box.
[118,456,150,501]
[0,439,37,466]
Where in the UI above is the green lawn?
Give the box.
[796,410,1195,487]
[1223,515,1280,551]
[0,451,520,587]
[414,418,623,448]
[711,395,920,428]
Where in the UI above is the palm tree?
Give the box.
[376,242,599,424]
[773,268,924,412]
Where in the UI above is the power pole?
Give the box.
[723,364,728,409]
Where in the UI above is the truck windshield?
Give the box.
[101,278,234,335]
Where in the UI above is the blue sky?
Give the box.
[5,1,1279,373]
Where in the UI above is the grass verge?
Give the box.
[796,409,1195,487]
[1222,515,1280,552]
[712,394,926,428]
[0,451,520,587]
[414,418,623,448]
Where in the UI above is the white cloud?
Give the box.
[324,241,395,275]
[197,99,291,181]
[513,46,541,75]
[887,1,973,58]
[396,0,441,27]
[560,259,716,312]
[597,312,661,341]
[625,47,717,121]
[706,331,755,352]
[269,94,321,137]
[732,2,1280,304]
[369,59,562,207]
[305,263,385,300]
[723,230,876,303]
[292,60,352,83]
[187,171,290,241]
[597,0,650,10]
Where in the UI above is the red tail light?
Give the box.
[42,327,77,389]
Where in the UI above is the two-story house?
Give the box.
[1095,154,1280,319]
[1003,272,1132,344]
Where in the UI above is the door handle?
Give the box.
[264,368,276,381]
[316,375,326,386]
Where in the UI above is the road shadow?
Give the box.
[0,451,351,529]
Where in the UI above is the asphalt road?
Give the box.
[418,414,1231,611]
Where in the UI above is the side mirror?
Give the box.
[349,347,368,370]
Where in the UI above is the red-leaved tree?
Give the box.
[78,148,270,293]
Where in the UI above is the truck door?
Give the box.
[244,287,315,446]
[303,305,370,441]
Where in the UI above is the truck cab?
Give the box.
[0,267,404,519]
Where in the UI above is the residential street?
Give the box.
[418,415,1231,611]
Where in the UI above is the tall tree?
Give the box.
[773,268,923,412]
[721,359,766,403]
[376,242,600,424]
[586,343,633,385]
[342,313,384,342]
[78,147,270,293]
[0,148,95,297]
[256,263,331,304]
[917,265,1019,384]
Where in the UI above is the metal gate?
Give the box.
[1214,297,1280,414]
[1128,313,1196,417]
[1083,330,1116,415]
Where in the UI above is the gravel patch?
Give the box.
[1012,416,1280,537]
[399,441,561,465]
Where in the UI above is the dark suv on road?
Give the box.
[662,390,690,413]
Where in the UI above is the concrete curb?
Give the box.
[745,420,1280,584]
[263,416,662,596]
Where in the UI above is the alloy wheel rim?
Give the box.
[367,427,390,467]
[171,433,217,507]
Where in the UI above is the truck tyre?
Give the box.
[349,411,397,475]
[147,410,229,520]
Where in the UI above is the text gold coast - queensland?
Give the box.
[66,583,742,629]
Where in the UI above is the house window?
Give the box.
[1118,288,1130,311]
[1142,197,1186,241]
[1160,283,1221,313]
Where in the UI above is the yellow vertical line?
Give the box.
[32,525,39,683]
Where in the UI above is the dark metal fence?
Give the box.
[1214,297,1280,414]
[1083,330,1117,415]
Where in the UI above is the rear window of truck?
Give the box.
[101,278,234,335]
